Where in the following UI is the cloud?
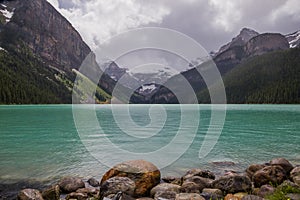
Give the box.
[47,0,300,52]
[47,0,170,50]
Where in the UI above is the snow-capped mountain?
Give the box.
[286,30,300,48]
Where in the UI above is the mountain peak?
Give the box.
[216,27,259,57]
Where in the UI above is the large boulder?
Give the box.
[100,160,161,197]
[18,189,44,200]
[150,183,181,197]
[269,158,294,173]
[58,177,85,193]
[252,165,287,187]
[211,175,252,194]
[100,177,136,198]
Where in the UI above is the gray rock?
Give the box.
[65,192,88,200]
[241,195,264,200]
[183,169,215,180]
[175,193,205,200]
[59,177,85,193]
[270,158,294,173]
[180,182,202,194]
[200,188,224,200]
[100,177,135,198]
[245,164,265,180]
[211,175,252,194]
[184,176,213,189]
[290,167,300,185]
[154,190,177,200]
[253,165,287,187]
[150,183,181,198]
[88,177,100,187]
[162,176,182,185]
[257,184,275,197]
[42,185,60,200]
[18,189,44,200]
[286,193,300,200]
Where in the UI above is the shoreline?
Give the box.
[0,161,300,200]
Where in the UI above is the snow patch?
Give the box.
[139,84,157,93]
[0,8,14,23]
[1,4,7,8]
[286,31,300,48]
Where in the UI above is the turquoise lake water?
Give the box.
[0,105,300,185]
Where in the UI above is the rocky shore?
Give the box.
[14,158,300,200]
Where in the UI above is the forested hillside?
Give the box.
[198,48,300,103]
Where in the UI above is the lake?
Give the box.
[0,104,300,187]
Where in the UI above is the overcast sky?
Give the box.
[47,0,299,53]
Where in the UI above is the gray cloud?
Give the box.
[47,0,300,52]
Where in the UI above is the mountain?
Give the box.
[286,30,300,48]
[144,28,295,104]
[0,0,113,104]
[198,48,300,103]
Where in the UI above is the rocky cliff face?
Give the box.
[285,30,300,48]
[0,0,90,71]
[244,33,289,57]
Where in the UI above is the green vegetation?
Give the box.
[198,48,300,104]
[265,183,300,200]
[0,45,111,104]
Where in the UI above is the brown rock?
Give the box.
[42,185,60,200]
[290,167,300,185]
[136,198,154,200]
[270,158,294,173]
[201,188,224,200]
[87,177,99,187]
[224,194,240,200]
[245,164,265,180]
[150,183,181,198]
[76,187,98,197]
[59,177,85,193]
[100,177,135,198]
[212,175,252,194]
[18,189,44,200]
[201,188,223,196]
[100,160,160,197]
[183,169,215,180]
[252,165,287,187]
[175,193,205,200]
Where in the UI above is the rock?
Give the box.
[290,167,300,185]
[286,193,300,200]
[252,165,287,187]
[211,175,252,194]
[150,183,181,197]
[59,177,85,193]
[65,192,88,200]
[291,167,300,177]
[154,190,177,200]
[136,198,154,200]
[201,188,224,200]
[162,176,182,185]
[18,189,44,200]
[42,185,60,200]
[180,182,202,194]
[184,176,213,188]
[76,187,98,197]
[183,169,215,180]
[175,193,205,200]
[257,184,275,197]
[270,158,294,173]
[224,194,240,200]
[233,193,248,199]
[100,177,135,198]
[88,177,100,187]
[277,180,300,191]
[100,160,161,197]
[241,195,264,200]
[245,164,265,180]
